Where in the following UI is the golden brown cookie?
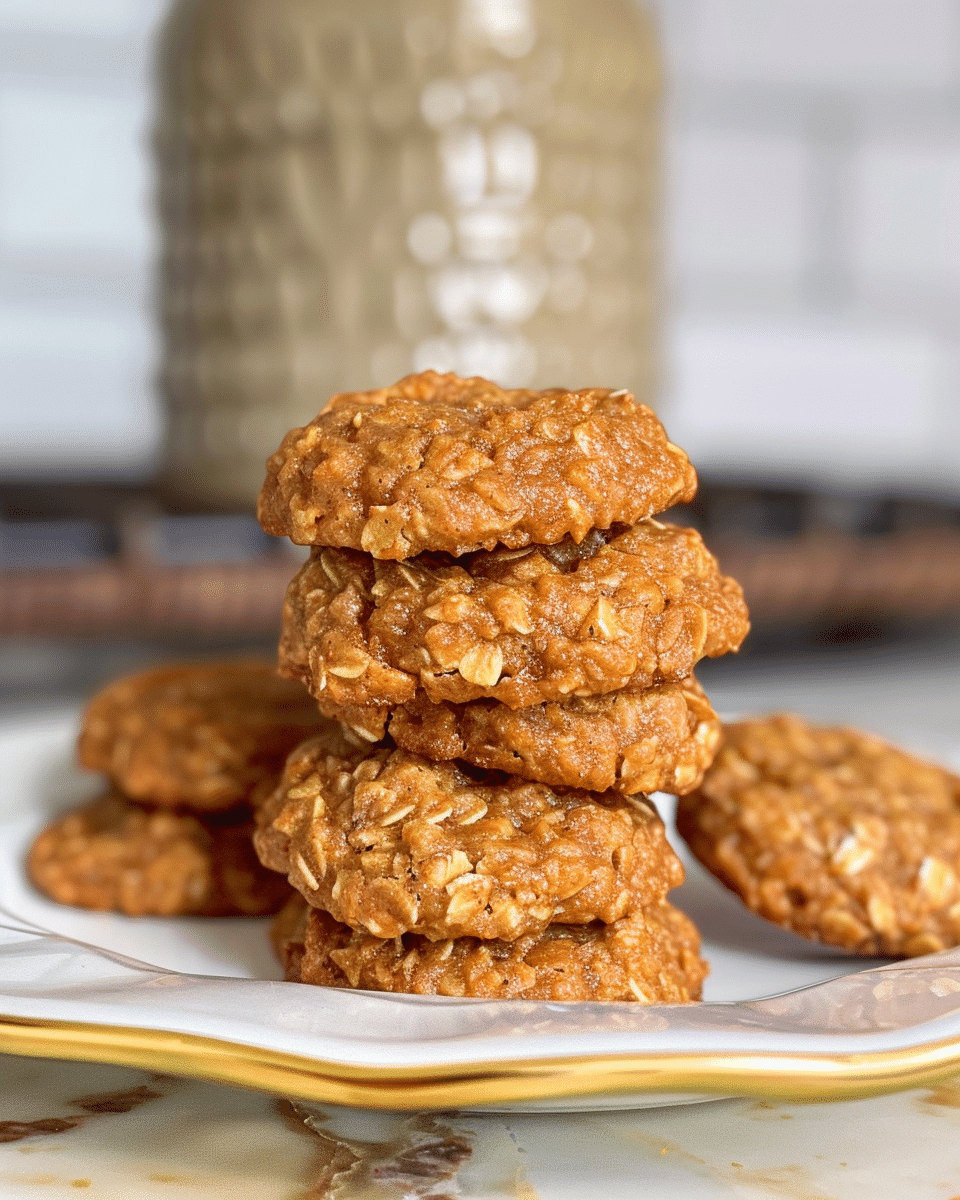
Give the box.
[258,371,697,560]
[677,714,960,957]
[78,661,328,811]
[254,740,684,941]
[330,676,720,796]
[279,521,749,712]
[28,791,292,917]
[283,901,707,1002]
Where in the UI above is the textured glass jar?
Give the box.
[156,0,661,509]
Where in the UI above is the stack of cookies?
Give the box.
[29,662,323,918]
[255,371,750,1002]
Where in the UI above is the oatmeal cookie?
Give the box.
[677,714,960,957]
[254,741,684,941]
[78,661,331,811]
[279,521,749,712]
[258,372,696,560]
[328,676,720,796]
[28,791,291,917]
[284,901,707,1002]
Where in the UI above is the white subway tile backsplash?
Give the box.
[849,143,960,290]
[687,0,959,89]
[670,130,810,278]
[651,0,960,491]
[0,86,151,258]
[664,318,948,487]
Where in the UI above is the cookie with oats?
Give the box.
[79,661,327,812]
[254,740,684,941]
[257,371,697,560]
[279,520,749,712]
[327,676,721,797]
[28,791,291,917]
[676,714,960,957]
[282,899,707,1002]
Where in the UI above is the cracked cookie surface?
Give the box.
[280,898,707,1002]
[326,676,720,796]
[254,741,684,941]
[677,714,960,956]
[279,520,749,711]
[79,661,325,811]
[258,371,697,560]
[28,791,291,917]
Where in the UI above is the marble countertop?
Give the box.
[0,1052,958,1199]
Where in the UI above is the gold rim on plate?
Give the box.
[2,1014,960,1109]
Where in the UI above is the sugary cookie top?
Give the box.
[78,661,328,811]
[258,371,697,559]
[254,740,684,941]
[677,713,960,957]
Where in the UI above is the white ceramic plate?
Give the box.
[2,706,960,1113]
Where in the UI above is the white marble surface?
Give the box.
[0,1052,959,1198]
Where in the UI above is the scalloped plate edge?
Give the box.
[3,1013,960,1111]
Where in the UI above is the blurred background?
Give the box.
[2,0,960,718]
